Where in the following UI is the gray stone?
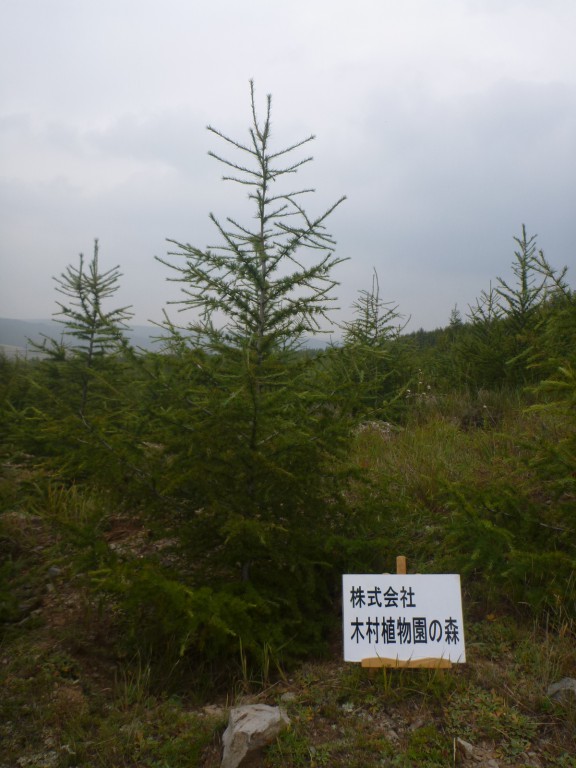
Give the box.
[455,737,475,760]
[454,737,502,767]
[519,752,543,768]
[221,704,290,768]
[280,692,297,703]
[202,703,225,719]
[547,677,576,702]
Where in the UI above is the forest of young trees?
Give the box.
[1,84,575,701]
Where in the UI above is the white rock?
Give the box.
[221,704,290,768]
[547,677,576,702]
[280,691,297,702]
[455,737,475,759]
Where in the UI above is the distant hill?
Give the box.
[0,318,161,358]
[0,317,339,357]
[0,318,333,358]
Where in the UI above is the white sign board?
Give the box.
[343,574,465,663]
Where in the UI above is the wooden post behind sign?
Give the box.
[360,555,453,670]
[362,656,452,669]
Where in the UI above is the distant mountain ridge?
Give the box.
[0,318,332,357]
[0,318,160,356]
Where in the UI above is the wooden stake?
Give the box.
[396,555,407,575]
[362,657,452,669]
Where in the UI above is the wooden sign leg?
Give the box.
[396,555,407,575]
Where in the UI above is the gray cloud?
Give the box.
[1,1,575,330]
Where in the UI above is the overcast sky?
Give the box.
[1,0,575,332]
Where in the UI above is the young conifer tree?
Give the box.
[330,270,408,419]
[158,81,345,354]
[456,226,569,388]
[26,240,135,484]
[41,239,133,413]
[155,83,352,645]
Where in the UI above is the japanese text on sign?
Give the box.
[342,574,466,663]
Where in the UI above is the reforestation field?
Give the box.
[1,85,575,767]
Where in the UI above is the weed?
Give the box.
[446,684,537,753]
[392,725,452,767]
[266,728,332,767]
[114,655,152,711]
